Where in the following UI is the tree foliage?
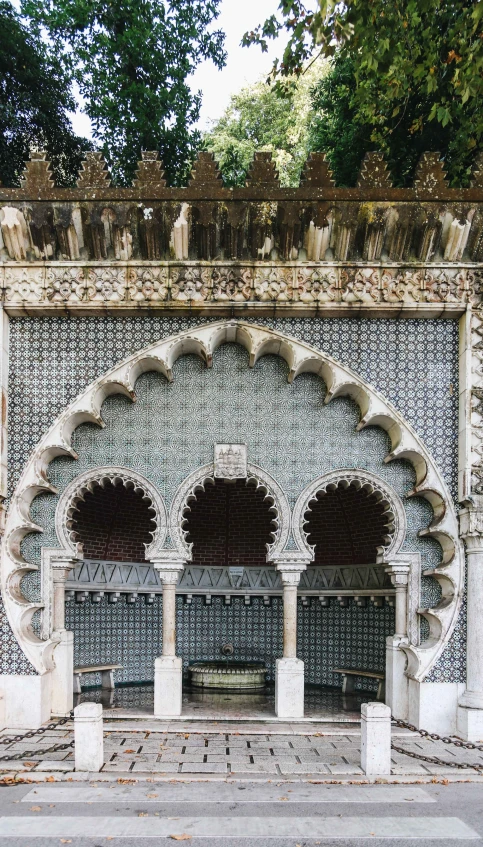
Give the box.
[0,0,91,186]
[22,0,227,185]
[244,1,483,185]
[204,59,327,186]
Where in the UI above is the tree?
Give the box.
[204,58,327,187]
[308,54,476,186]
[244,1,483,185]
[0,1,91,186]
[23,0,226,186]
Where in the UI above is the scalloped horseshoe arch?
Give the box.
[292,470,408,562]
[1,319,464,680]
[55,466,168,559]
[169,462,291,561]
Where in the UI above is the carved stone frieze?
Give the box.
[381,269,422,303]
[212,267,252,301]
[46,266,86,303]
[127,266,168,302]
[0,262,480,312]
[4,266,44,302]
[341,268,380,303]
[171,267,211,302]
[295,268,337,303]
[65,559,393,596]
[86,267,127,302]
[254,267,293,302]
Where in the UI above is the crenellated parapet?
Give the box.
[0,149,482,315]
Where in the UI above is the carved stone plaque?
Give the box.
[214,443,247,479]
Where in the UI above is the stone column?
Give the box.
[50,557,78,717]
[384,562,410,720]
[274,558,308,719]
[152,557,185,718]
[458,503,483,740]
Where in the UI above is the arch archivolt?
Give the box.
[169,462,291,561]
[292,469,407,562]
[1,319,463,682]
[55,466,168,559]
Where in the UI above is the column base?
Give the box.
[0,672,52,729]
[154,656,182,718]
[51,630,74,717]
[385,636,408,720]
[457,705,483,742]
[275,657,304,719]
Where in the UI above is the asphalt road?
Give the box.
[0,781,482,845]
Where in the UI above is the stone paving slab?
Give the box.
[2,721,482,780]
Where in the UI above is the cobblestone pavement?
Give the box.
[1,722,483,779]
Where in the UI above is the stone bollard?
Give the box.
[74,702,104,772]
[360,701,392,776]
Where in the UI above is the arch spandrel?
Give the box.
[1,319,463,679]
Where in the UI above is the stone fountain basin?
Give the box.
[189,661,267,690]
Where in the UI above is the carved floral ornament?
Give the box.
[0,320,463,681]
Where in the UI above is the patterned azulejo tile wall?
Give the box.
[1,316,461,683]
[66,594,393,691]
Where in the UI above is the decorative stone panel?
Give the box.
[0,263,476,315]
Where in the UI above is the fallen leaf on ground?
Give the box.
[138,812,148,817]
[60,840,72,843]
[169,836,192,841]
[29,806,41,812]
[123,750,136,754]
[184,735,190,739]
[279,797,289,801]
[146,793,158,798]
[23,762,36,768]
[117,778,137,784]
[45,776,56,782]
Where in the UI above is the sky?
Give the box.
[69,0,286,139]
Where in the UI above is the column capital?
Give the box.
[459,499,483,552]
[274,553,309,586]
[384,562,410,587]
[51,554,79,583]
[151,551,186,585]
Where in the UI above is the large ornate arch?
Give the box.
[1,319,463,681]
[169,462,291,561]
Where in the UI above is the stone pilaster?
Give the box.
[384,562,410,719]
[50,555,78,716]
[458,501,483,739]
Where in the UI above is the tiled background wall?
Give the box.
[65,593,394,690]
[1,316,462,684]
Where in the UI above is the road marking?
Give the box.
[22,784,435,804]
[0,816,479,838]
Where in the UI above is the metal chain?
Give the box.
[0,712,73,747]
[391,742,483,774]
[392,717,483,751]
[0,740,74,763]
[391,717,483,774]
